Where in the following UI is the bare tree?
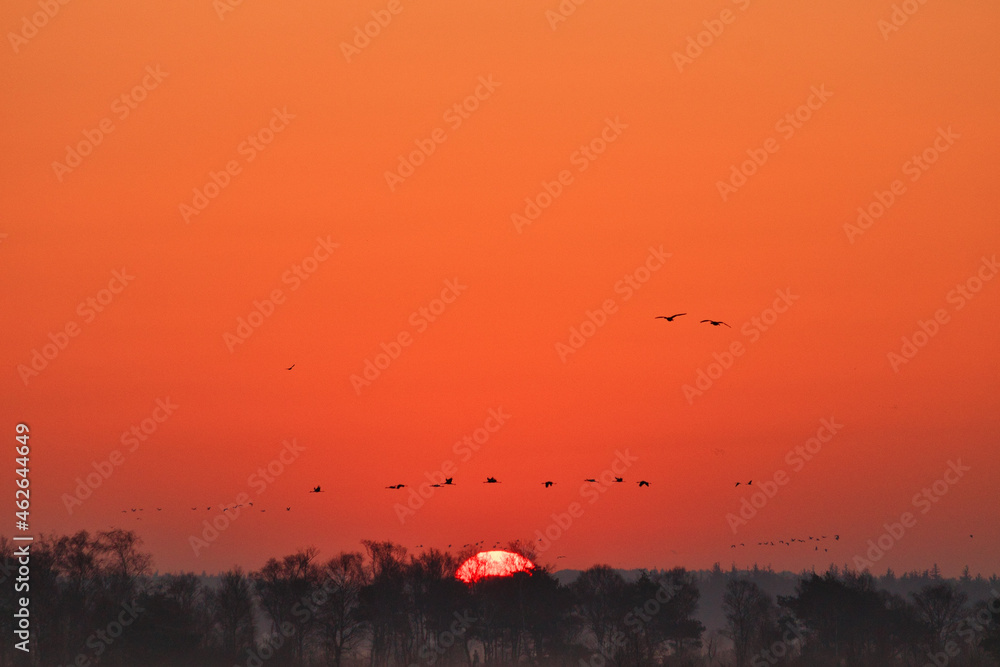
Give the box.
[93,528,152,603]
[252,547,323,665]
[724,578,777,667]
[319,552,370,667]
[360,540,410,666]
[210,567,256,660]
[911,582,968,653]
[571,565,628,662]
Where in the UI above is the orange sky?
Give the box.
[3,0,998,578]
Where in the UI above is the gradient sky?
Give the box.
[3,0,998,578]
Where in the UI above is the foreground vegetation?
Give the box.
[1,531,998,666]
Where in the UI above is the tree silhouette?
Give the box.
[251,547,324,664]
[911,581,969,654]
[723,578,780,667]
[571,565,629,661]
[209,567,256,661]
[1,530,998,666]
[317,552,369,667]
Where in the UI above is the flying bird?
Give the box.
[735,482,740,487]
[287,364,295,370]
[584,478,597,483]
[444,478,454,485]
[386,484,405,489]
[310,485,322,493]
[542,481,555,488]
[701,320,731,328]
[614,477,624,483]
[637,480,650,487]
[484,477,500,484]
[655,313,686,321]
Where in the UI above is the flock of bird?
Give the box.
[731,534,840,552]
[382,476,654,489]
[655,313,731,327]
[120,501,295,518]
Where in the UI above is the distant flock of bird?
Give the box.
[656,313,730,327]
[383,477,653,489]
[118,476,766,519]
[731,534,840,552]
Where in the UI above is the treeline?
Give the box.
[0,531,998,667]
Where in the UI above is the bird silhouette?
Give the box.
[701,319,731,327]
[747,480,752,486]
[542,481,555,488]
[386,484,405,489]
[637,480,650,487]
[735,482,740,487]
[655,313,686,321]
[287,364,295,370]
[286,507,291,511]
[584,478,597,483]
[484,477,500,484]
[444,478,454,485]
[310,485,322,493]
[614,477,624,483]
